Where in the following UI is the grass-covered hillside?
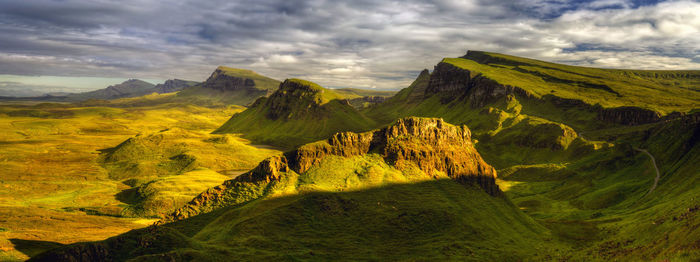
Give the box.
[362,51,700,260]
[0,101,280,261]
[452,51,699,114]
[215,78,378,148]
[32,117,564,261]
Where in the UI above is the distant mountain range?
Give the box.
[0,78,199,102]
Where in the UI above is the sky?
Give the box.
[0,0,698,96]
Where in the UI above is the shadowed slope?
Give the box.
[30,180,555,261]
[31,118,557,261]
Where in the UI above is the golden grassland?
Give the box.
[0,98,280,260]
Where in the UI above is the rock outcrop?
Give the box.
[202,67,268,95]
[152,79,198,94]
[424,62,533,107]
[597,106,662,126]
[420,57,677,127]
[172,117,499,221]
[347,96,387,109]
[425,62,473,95]
[286,117,497,193]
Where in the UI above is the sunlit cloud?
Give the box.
[0,0,697,93]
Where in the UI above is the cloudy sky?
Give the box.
[0,0,698,95]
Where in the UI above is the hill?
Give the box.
[31,117,561,261]
[64,79,156,101]
[151,79,199,94]
[176,66,281,106]
[369,51,699,129]
[0,79,199,103]
[214,78,377,148]
[364,51,700,260]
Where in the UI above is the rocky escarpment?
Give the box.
[202,67,269,95]
[347,96,387,109]
[152,79,198,94]
[424,62,533,107]
[597,106,662,126]
[286,117,497,193]
[171,117,499,221]
[422,60,678,126]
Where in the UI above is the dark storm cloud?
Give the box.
[0,0,697,91]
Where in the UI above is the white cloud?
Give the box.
[0,0,697,92]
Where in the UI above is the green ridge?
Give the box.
[214,78,377,148]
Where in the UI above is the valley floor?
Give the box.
[0,100,280,260]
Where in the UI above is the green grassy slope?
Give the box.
[0,101,246,260]
[214,78,377,148]
[361,51,700,260]
[32,117,562,261]
[100,128,278,181]
[116,168,231,218]
[31,180,559,261]
[498,113,700,260]
[453,51,699,114]
[10,51,700,261]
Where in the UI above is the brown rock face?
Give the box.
[425,62,472,95]
[597,106,662,126]
[347,96,387,109]
[424,62,532,107]
[284,117,499,195]
[422,60,672,126]
[237,155,290,183]
[202,68,262,93]
[153,79,198,94]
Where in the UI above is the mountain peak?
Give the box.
[153,79,199,94]
[103,79,154,91]
[201,66,280,93]
[278,78,342,105]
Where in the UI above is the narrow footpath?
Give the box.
[634,147,660,196]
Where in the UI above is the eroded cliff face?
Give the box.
[597,106,662,126]
[202,67,267,94]
[425,62,472,95]
[424,62,532,107]
[168,117,499,221]
[347,96,387,109]
[287,117,497,193]
[153,79,198,94]
[422,61,672,126]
